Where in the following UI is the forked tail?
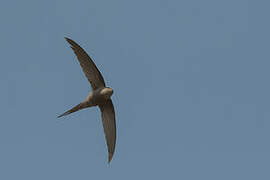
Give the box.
[57,103,85,118]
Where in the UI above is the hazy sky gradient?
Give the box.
[1,0,270,179]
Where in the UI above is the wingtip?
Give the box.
[57,113,64,118]
[108,152,113,164]
[64,37,72,43]
[57,111,69,118]
[64,37,77,49]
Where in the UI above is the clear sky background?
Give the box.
[0,0,269,179]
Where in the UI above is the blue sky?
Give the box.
[1,0,270,179]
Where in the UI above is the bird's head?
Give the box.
[101,87,113,99]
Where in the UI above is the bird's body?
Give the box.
[87,87,114,106]
[58,38,116,163]
[58,87,113,117]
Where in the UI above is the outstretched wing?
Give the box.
[65,37,106,90]
[99,99,116,163]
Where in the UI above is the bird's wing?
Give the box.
[98,99,116,163]
[65,37,106,90]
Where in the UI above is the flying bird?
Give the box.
[58,37,116,163]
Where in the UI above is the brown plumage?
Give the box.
[58,37,116,163]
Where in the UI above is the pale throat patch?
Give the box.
[101,88,113,98]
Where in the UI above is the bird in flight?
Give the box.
[58,37,116,163]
